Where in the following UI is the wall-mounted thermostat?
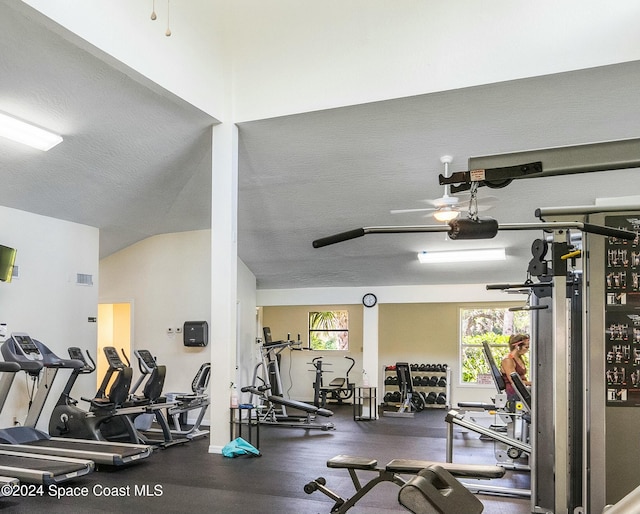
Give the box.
[183,321,209,347]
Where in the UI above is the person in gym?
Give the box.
[500,334,531,412]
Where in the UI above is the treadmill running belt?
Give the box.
[27,439,146,458]
[0,453,92,484]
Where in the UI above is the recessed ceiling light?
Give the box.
[418,248,506,263]
[0,112,63,151]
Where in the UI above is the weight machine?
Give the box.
[310,355,355,408]
[488,205,640,513]
[248,328,334,430]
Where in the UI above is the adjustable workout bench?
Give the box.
[241,384,335,430]
[304,454,504,513]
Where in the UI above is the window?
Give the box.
[308,310,349,350]
[460,307,530,384]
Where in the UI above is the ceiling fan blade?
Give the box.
[425,196,464,208]
[390,208,436,214]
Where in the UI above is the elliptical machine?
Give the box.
[128,350,210,440]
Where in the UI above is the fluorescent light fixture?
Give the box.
[418,248,506,264]
[0,112,63,151]
[433,206,460,222]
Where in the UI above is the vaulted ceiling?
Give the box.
[2,3,639,290]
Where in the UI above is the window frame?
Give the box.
[308,310,349,351]
[459,305,530,386]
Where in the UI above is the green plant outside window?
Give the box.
[460,307,530,384]
[309,310,349,350]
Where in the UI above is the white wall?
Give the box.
[98,230,259,435]
[0,205,99,428]
[21,0,640,123]
[236,260,258,391]
[19,0,226,119]
[98,230,212,394]
[227,0,640,121]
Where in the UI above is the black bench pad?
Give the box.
[327,455,378,470]
[387,459,505,479]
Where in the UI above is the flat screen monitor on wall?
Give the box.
[0,245,17,283]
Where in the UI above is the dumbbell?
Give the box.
[438,377,447,387]
[412,376,422,386]
[391,391,402,402]
[425,392,437,404]
[419,364,427,371]
[428,376,438,386]
[410,363,419,371]
[436,392,447,404]
[384,392,394,403]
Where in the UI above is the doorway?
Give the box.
[97,302,132,391]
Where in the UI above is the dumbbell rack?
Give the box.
[382,364,451,409]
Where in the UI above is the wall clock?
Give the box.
[362,293,377,308]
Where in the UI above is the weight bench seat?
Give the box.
[267,394,333,417]
[310,455,502,514]
[327,455,377,470]
[327,455,504,479]
[387,459,504,479]
[327,378,346,388]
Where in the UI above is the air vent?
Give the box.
[76,273,93,286]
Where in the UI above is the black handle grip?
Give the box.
[313,228,366,248]
[583,223,636,241]
[241,384,271,393]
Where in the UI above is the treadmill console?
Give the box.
[10,333,43,361]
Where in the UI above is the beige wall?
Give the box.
[263,301,519,404]
[261,304,363,401]
[379,303,458,369]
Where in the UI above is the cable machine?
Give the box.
[490,205,640,514]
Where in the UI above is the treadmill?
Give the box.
[0,333,153,467]
[0,360,95,484]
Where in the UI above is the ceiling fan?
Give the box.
[390,155,495,222]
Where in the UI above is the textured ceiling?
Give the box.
[2,3,640,291]
[0,2,216,259]
[238,63,640,289]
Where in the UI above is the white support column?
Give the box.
[362,305,379,417]
[209,121,238,453]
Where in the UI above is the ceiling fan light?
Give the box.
[433,207,460,222]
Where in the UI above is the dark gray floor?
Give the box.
[0,405,531,513]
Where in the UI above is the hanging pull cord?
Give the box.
[165,0,172,37]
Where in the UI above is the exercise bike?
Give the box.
[48,346,140,442]
[311,356,355,408]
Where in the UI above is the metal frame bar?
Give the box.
[468,138,640,179]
